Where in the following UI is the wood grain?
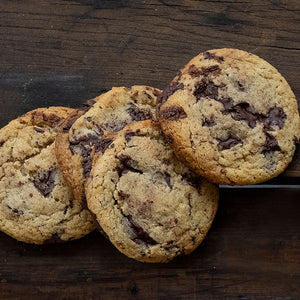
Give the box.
[0,0,299,179]
[0,188,299,299]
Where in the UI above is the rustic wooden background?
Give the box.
[0,0,299,299]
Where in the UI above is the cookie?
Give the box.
[157,48,300,185]
[0,107,95,244]
[56,85,161,202]
[85,120,219,263]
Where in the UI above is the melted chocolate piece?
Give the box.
[194,80,219,101]
[62,117,78,133]
[115,155,143,177]
[0,141,4,147]
[159,106,187,121]
[79,99,96,112]
[157,81,184,106]
[263,107,286,131]
[34,127,44,133]
[41,113,62,126]
[218,97,234,113]
[124,214,157,246]
[33,169,56,197]
[126,103,153,122]
[262,132,281,154]
[217,132,243,150]
[237,81,245,91]
[231,102,259,129]
[93,123,104,136]
[203,51,224,62]
[188,65,201,77]
[94,138,114,154]
[202,116,216,127]
[101,120,127,133]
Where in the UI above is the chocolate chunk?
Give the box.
[41,113,62,126]
[164,172,172,188]
[218,97,234,113]
[217,132,243,150]
[63,206,69,214]
[203,51,224,62]
[86,117,92,122]
[34,127,44,133]
[126,103,153,122]
[151,88,161,97]
[0,141,4,147]
[124,214,157,246]
[181,172,201,193]
[118,190,130,200]
[159,106,187,121]
[200,65,221,76]
[43,232,64,244]
[231,102,259,129]
[194,80,219,101]
[125,129,142,142]
[188,64,201,77]
[33,169,56,197]
[164,134,173,144]
[202,116,216,127]
[82,157,93,177]
[263,107,286,131]
[93,123,104,136]
[115,155,143,177]
[262,132,281,154]
[62,117,78,133]
[79,99,96,112]
[157,81,184,106]
[94,138,114,154]
[294,136,300,144]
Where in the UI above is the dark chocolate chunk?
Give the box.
[201,65,221,76]
[164,134,173,144]
[157,81,184,106]
[0,141,4,147]
[94,138,114,154]
[124,214,157,246]
[34,127,44,133]
[188,65,201,77]
[93,123,104,136]
[217,132,243,150]
[263,107,286,131]
[86,117,92,122]
[33,169,56,197]
[62,117,78,133]
[63,206,69,214]
[202,116,216,127]
[218,97,234,113]
[159,106,187,121]
[203,51,224,62]
[262,132,281,154]
[41,113,62,126]
[194,80,219,101]
[237,81,245,91]
[126,103,153,121]
[231,102,259,129]
[164,172,172,188]
[82,157,93,178]
[181,172,201,193]
[294,136,300,144]
[79,99,96,112]
[115,155,143,177]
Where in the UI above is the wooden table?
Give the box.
[0,1,299,299]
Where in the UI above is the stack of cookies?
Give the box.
[0,49,299,263]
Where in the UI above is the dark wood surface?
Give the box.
[0,0,299,299]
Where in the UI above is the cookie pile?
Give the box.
[0,49,299,263]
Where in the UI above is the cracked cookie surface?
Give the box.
[85,120,218,263]
[0,107,95,244]
[157,48,300,185]
[56,86,161,202]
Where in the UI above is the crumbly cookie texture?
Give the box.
[0,107,95,244]
[157,48,300,185]
[56,85,161,202]
[85,120,218,263]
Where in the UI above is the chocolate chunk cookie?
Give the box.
[157,48,300,185]
[0,107,95,244]
[56,86,160,202]
[85,120,218,263]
